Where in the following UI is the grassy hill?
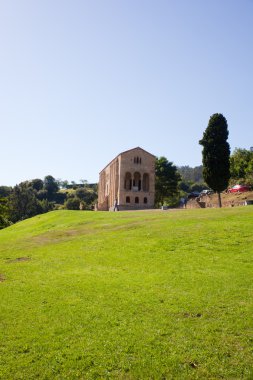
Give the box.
[0,209,252,379]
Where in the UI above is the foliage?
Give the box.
[36,189,48,200]
[199,113,230,206]
[75,187,97,206]
[179,181,207,195]
[59,179,69,189]
[155,157,181,206]
[179,181,190,193]
[6,179,55,224]
[64,197,80,210]
[0,209,252,379]
[79,179,88,185]
[53,192,67,204]
[39,199,54,213]
[0,186,12,198]
[0,176,97,228]
[0,198,11,229]
[8,183,43,223]
[44,175,59,198]
[29,178,44,191]
[177,165,203,183]
[230,148,253,185]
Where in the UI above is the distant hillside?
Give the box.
[177,165,203,183]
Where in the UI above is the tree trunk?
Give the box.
[218,192,222,208]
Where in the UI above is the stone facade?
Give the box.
[97,147,155,210]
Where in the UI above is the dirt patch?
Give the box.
[0,274,6,282]
[6,257,31,263]
[187,190,253,209]
[183,312,202,318]
[29,229,84,246]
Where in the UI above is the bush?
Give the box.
[64,198,80,210]
[0,215,11,229]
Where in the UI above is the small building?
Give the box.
[97,147,156,210]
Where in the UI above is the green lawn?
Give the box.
[0,208,252,379]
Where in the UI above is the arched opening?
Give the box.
[134,157,141,164]
[133,172,141,191]
[144,197,148,204]
[126,196,130,203]
[135,197,139,204]
[124,172,132,190]
[143,173,149,192]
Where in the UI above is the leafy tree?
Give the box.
[230,148,253,184]
[179,181,190,193]
[60,180,69,189]
[79,179,88,186]
[53,192,67,204]
[155,157,181,206]
[0,198,11,229]
[8,184,42,222]
[0,186,12,198]
[30,179,44,191]
[39,199,54,213]
[64,198,80,210]
[75,187,97,205]
[44,175,59,199]
[199,113,230,207]
[8,181,54,223]
[36,189,48,200]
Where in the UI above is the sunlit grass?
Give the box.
[0,208,252,379]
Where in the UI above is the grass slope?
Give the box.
[0,209,252,379]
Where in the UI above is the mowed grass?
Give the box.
[0,208,252,379]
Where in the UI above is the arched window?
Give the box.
[124,172,132,190]
[135,197,139,204]
[143,173,149,192]
[133,172,141,191]
[134,157,141,164]
[126,196,130,203]
[144,197,148,204]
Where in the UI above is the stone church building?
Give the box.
[97,147,155,211]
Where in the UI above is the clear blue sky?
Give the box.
[1,0,253,185]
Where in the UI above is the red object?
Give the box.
[228,184,251,193]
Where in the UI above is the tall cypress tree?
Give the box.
[199,113,230,207]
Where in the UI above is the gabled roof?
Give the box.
[99,147,156,174]
[119,146,156,158]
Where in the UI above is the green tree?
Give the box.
[30,179,44,191]
[44,175,59,199]
[79,179,88,186]
[60,180,69,189]
[0,198,11,229]
[0,186,12,198]
[199,113,230,207]
[230,148,253,184]
[8,184,42,222]
[64,198,80,210]
[75,187,97,206]
[155,157,181,206]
